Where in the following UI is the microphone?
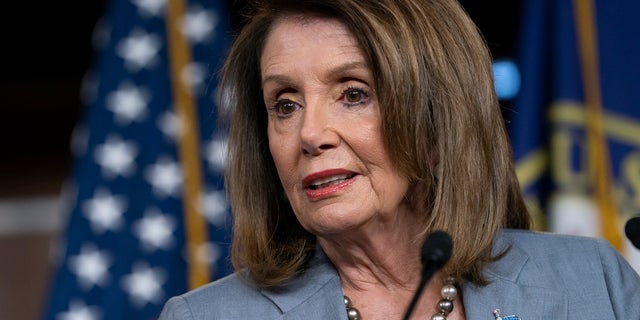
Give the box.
[402,230,453,320]
[625,216,640,250]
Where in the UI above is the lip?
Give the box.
[302,169,358,200]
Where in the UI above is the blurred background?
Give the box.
[1,0,638,319]
[0,2,107,319]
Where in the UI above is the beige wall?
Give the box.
[0,233,56,320]
[0,196,65,319]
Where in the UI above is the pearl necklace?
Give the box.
[343,276,458,320]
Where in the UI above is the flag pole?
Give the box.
[166,0,211,288]
[572,0,622,250]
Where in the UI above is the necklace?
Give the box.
[343,276,458,320]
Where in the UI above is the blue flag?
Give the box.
[510,0,640,272]
[42,0,233,319]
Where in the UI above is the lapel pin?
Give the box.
[493,309,520,320]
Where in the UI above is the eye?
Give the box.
[342,87,369,107]
[272,99,302,117]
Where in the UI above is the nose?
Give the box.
[299,102,339,156]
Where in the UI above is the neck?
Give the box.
[317,216,426,291]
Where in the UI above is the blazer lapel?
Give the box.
[463,277,568,319]
[261,248,347,320]
[280,277,345,320]
[462,234,568,319]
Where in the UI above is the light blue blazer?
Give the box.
[158,229,640,319]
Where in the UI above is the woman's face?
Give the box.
[260,15,410,236]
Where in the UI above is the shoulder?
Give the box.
[158,273,281,320]
[497,229,626,272]
[182,273,262,304]
[493,229,640,318]
[158,248,344,320]
[497,228,640,268]
[499,228,613,253]
[490,229,640,291]
[463,230,640,318]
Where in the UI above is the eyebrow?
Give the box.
[325,60,370,79]
[261,74,295,89]
[261,60,370,88]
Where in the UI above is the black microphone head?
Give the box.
[625,217,640,250]
[421,230,453,271]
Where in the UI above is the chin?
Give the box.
[302,209,369,236]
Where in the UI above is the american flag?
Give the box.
[42,0,233,319]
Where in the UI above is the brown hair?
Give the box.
[219,0,531,287]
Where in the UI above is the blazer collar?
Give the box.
[462,231,568,319]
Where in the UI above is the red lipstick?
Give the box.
[302,169,357,200]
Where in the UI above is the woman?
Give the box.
[159,0,640,319]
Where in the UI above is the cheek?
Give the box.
[353,127,388,164]
[268,135,297,186]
